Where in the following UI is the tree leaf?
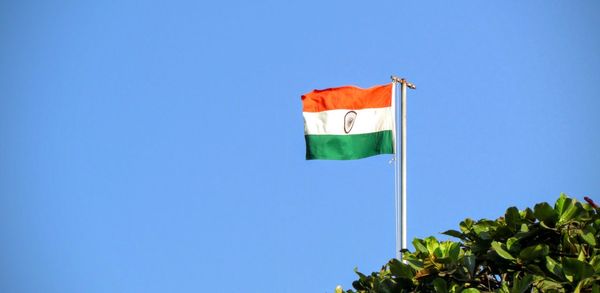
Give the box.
[521,208,536,222]
[354,267,368,281]
[578,250,586,262]
[413,238,428,254]
[545,256,566,281]
[590,255,600,273]
[525,264,544,275]
[404,254,424,270]
[520,223,529,232]
[442,229,465,239]
[505,206,521,228]
[449,283,463,293]
[555,193,568,215]
[492,241,515,261]
[472,224,491,240]
[459,218,474,233]
[506,237,520,252]
[426,236,440,255]
[562,257,595,282]
[463,253,476,278]
[510,274,533,293]
[532,278,564,292]
[561,202,583,223]
[579,231,596,246]
[539,220,556,230]
[518,244,549,261]
[533,202,557,224]
[433,278,448,293]
[556,197,580,223]
[388,258,414,279]
[574,279,583,293]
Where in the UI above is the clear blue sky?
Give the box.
[1,1,599,292]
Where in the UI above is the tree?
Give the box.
[338,194,600,293]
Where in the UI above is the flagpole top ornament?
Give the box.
[390,76,416,90]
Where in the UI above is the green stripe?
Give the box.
[305,130,394,160]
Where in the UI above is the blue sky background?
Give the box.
[1,1,599,292]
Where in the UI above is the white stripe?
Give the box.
[303,107,393,135]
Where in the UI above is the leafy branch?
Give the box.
[337,194,600,293]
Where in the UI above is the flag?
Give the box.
[302,83,395,160]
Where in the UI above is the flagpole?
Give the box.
[391,76,416,260]
[391,79,400,260]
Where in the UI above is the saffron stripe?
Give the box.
[302,84,392,112]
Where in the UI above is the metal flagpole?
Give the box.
[390,78,400,260]
[391,76,416,260]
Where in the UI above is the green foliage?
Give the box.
[339,194,600,293]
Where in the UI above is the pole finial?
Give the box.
[390,76,416,90]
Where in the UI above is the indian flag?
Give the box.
[302,83,395,160]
